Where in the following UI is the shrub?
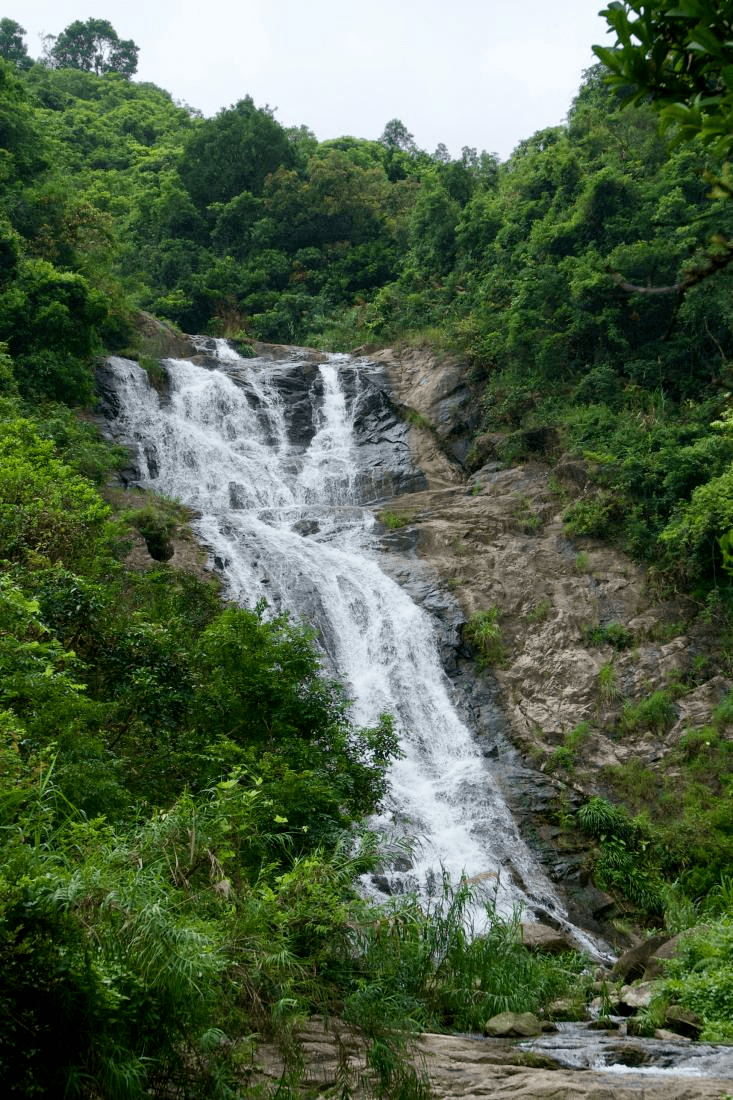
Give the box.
[463,607,506,668]
[583,620,634,650]
[619,689,677,735]
[0,419,111,569]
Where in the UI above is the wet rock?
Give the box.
[665,1006,703,1039]
[484,1011,543,1037]
[565,883,617,934]
[368,345,484,466]
[606,1042,651,1066]
[655,1027,691,1042]
[292,518,320,537]
[547,997,587,1021]
[521,922,576,954]
[611,933,671,983]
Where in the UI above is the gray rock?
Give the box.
[618,981,657,1012]
[611,932,671,982]
[521,922,576,954]
[665,1006,703,1038]
[484,1011,543,1037]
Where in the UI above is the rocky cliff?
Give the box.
[366,343,730,934]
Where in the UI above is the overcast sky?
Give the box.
[14,1,613,161]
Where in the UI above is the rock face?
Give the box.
[365,343,731,931]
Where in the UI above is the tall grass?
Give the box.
[347,874,584,1035]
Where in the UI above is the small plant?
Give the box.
[379,510,413,531]
[121,493,187,561]
[547,720,591,774]
[139,354,168,390]
[526,598,552,625]
[713,689,733,728]
[511,494,544,533]
[463,607,507,668]
[404,408,433,430]
[469,481,483,496]
[619,689,677,735]
[584,621,635,651]
[548,744,575,773]
[547,475,571,503]
[597,661,620,704]
[574,551,591,573]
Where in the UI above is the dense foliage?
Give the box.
[4,5,733,1091]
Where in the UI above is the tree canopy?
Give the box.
[46,18,139,77]
[594,0,733,157]
[0,17,32,70]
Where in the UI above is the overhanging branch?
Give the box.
[607,236,733,298]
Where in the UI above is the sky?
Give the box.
[13,1,614,161]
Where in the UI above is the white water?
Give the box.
[105,343,576,930]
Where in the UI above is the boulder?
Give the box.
[547,997,586,1022]
[655,1028,691,1042]
[484,1011,543,1037]
[618,981,657,1013]
[610,932,671,982]
[664,1006,703,1039]
[521,922,576,954]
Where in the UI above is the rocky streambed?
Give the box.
[248,1017,733,1100]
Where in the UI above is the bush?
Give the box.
[619,689,677,736]
[463,607,506,668]
[0,419,111,569]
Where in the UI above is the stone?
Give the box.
[655,1028,691,1042]
[665,1005,703,1038]
[547,997,586,1021]
[520,922,576,954]
[484,1011,543,1037]
[610,932,671,982]
[618,981,657,1012]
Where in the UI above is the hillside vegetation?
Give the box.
[3,7,733,1094]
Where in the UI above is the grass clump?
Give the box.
[526,597,552,624]
[584,620,635,651]
[350,874,586,1035]
[548,720,592,774]
[379,509,414,530]
[619,688,678,736]
[661,919,733,1042]
[574,550,591,573]
[597,660,620,704]
[463,607,507,668]
[120,493,189,562]
[576,797,665,916]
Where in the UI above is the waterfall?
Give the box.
[103,342,585,937]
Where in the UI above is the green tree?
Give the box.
[178,96,298,208]
[594,0,733,157]
[47,18,139,77]
[408,175,460,276]
[0,18,32,70]
[192,606,398,843]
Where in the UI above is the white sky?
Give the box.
[13,1,613,161]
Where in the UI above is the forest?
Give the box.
[2,5,733,1097]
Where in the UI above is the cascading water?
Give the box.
[102,341,586,937]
